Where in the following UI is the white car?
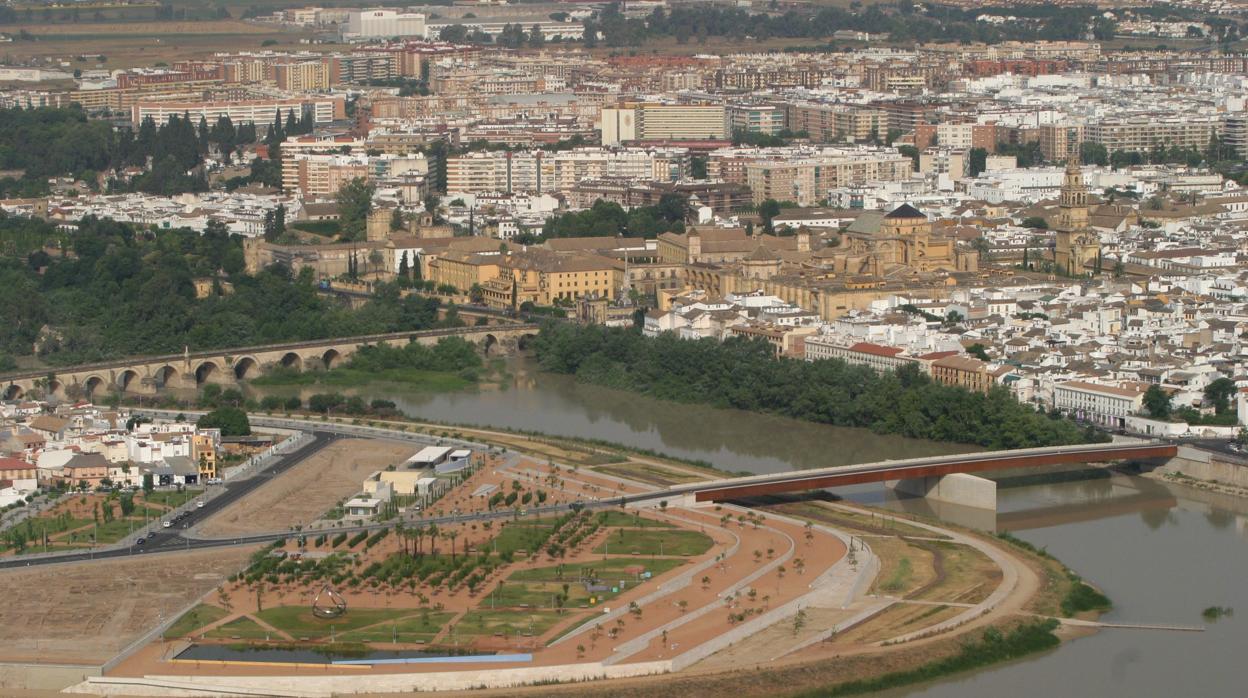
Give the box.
[196,500,205,509]
[162,520,172,528]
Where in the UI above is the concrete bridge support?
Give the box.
[887,472,997,510]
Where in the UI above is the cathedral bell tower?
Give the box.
[1053,155,1100,276]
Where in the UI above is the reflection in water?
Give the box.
[250,359,977,474]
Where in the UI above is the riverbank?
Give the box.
[204,414,1112,696]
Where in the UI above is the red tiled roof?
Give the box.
[0,457,33,471]
[848,342,905,357]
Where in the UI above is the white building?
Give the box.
[346,9,425,39]
[1053,381,1146,429]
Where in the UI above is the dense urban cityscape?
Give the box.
[0,1,1245,696]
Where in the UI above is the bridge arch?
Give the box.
[194,361,221,386]
[46,379,66,400]
[154,365,180,389]
[517,333,537,351]
[233,356,259,381]
[83,375,106,398]
[116,369,140,393]
[3,384,22,400]
[321,348,342,370]
[481,334,499,356]
[279,352,302,371]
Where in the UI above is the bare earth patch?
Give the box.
[197,439,415,537]
[0,547,254,665]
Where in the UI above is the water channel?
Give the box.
[249,359,1248,696]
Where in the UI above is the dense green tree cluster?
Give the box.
[534,324,1107,449]
[0,107,268,196]
[581,2,1105,49]
[0,217,453,366]
[344,337,484,377]
[197,406,251,436]
[538,196,687,240]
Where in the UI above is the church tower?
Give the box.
[1053,155,1100,276]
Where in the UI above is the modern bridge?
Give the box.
[0,430,1178,569]
[0,324,540,401]
[656,441,1179,510]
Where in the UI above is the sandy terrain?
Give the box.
[0,21,317,69]
[0,547,254,665]
[197,439,416,537]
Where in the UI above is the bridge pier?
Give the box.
[886,473,997,510]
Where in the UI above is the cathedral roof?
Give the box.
[885,203,925,219]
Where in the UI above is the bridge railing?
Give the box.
[671,441,1177,494]
[0,324,541,382]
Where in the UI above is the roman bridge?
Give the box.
[0,324,540,401]
[651,441,1179,511]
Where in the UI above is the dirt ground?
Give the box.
[197,439,415,537]
[0,21,318,68]
[0,546,254,665]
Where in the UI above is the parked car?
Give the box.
[161,520,172,528]
[196,500,205,508]
[135,537,146,545]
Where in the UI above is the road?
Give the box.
[0,431,338,569]
[0,431,1178,570]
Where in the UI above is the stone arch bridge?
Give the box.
[0,325,540,401]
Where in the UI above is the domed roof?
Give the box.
[885,203,925,219]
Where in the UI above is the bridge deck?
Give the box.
[0,324,540,383]
[690,443,1177,502]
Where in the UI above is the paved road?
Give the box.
[0,431,1177,570]
[1179,438,1248,461]
[0,431,339,569]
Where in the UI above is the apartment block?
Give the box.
[601,103,727,145]
[785,103,888,143]
[131,97,343,128]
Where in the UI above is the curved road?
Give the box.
[0,427,1174,570]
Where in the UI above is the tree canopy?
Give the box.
[534,324,1107,450]
[0,216,455,366]
[197,406,251,436]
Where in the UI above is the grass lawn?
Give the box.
[143,489,203,508]
[337,611,455,644]
[290,220,341,236]
[495,557,689,609]
[92,517,147,543]
[164,604,229,639]
[453,610,564,639]
[204,616,274,641]
[491,519,557,557]
[592,529,713,557]
[594,511,674,528]
[487,580,592,608]
[23,516,94,537]
[255,606,406,641]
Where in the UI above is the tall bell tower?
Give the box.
[1053,155,1100,276]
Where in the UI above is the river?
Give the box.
[248,360,1247,696]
